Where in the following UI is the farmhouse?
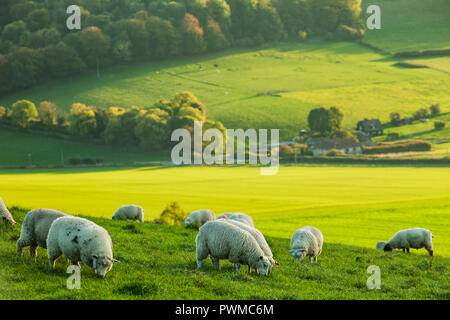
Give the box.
[306,137,362,156]
[356,119,383,136]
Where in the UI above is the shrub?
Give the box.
[390,112,401,124]
[156,202,186,225]
[386,132,400,141]
[413,108,429,120]
[11,100,38,128]
[363,140,432,154]
[430,104,440,117]
[336,24,363,41]
[324,148,345,157]
[434,121,446,130]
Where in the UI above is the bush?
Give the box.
[336,24,363,41]
[363,140,432,154]
[386,132,400,141]
[156,202,186,225]
[430,104,440,117]
[324,148,345,157]
[434,121,446,130]
[390,112,401,123]
[413,108,429,120]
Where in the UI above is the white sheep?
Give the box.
[377,228,434,256]
[112,205,144,222]
[196,221,272,276]
[216,212,233,220]
[0,197,17,225]
[17,208,69,257]
[47,216,119,278]
[228,212,254,227]
[289,226,323,262]
[184,209,215,227]
[219,219,279,273]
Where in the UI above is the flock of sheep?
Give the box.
[1,197,435,279]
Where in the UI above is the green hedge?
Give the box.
[363,140,432,154]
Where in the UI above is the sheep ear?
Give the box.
[274,261,280,266]
[113,259,120,263]
[259,256,263,260]
[92,255,98,259]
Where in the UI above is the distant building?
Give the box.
[353,131,374,146]
[306,137,362,156]
[356,119,383,136]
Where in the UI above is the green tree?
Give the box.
[390,112,401,123]
[180,13,206,55]
[11,99,38,128]
[328,106,344,132]
[79,26,110,77]
[135,109,170,150]
[430,104,440,117]
[25,8,50,31]
[307,107,330,135]
[69,103,97,137]
[38,101,56,127]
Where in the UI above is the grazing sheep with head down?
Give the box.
[290,226,323,262]
[219,219,279,273]
[112,205,144,222]
[47,216,118,278]
[0,197,17,225]
[228,212,254,227]
[184,209,215,227]
[196,221,272,276]
[377,228,434,256]
[216,212,233,220]
[17,208,68,257]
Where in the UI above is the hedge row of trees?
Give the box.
[0,0,364,93]
[0,91,225,151]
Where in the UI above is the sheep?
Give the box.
[219,219,279,273]
[216,212,233,220]
[112,205,144,222]
[377,228,434,256]
[47,216,119,278]
[228,212,254,227]
[183,209,215,227]
[0,197,17,225]
[289,226,323,263]
[17,208,69,257]
[196,221,272,276]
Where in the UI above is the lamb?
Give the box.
[196,221,272,276]
[219,219,279,273]
[47,216,119,278]
[289,226,323,263]
[216,212,233,220]
[377,228,434,256]
[112,205,144,222]
[183,209,215,227]
[17,208,69,257]
[228,212,254,227]
[0,197,17,225]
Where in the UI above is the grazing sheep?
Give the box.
[289,226,323,263]
[216,212,233,220]
[228,212,254,227]
[112,205,144,222]
[17,208,68,257]
[47,216,118,278]
[377,228,434,256]
[184,209,215,227]
[0,197,17,225]
[196,221,272,276]
[219,219,279,273]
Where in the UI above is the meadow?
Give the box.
[1,41,448,141]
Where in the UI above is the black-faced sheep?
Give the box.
[112,205,144,222]
[377,228,434,256]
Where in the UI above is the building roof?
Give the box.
[357,119,383,131]
[306,137,361,150]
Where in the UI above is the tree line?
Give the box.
[0,91,226,152]
[0,0,364,94]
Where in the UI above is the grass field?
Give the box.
[0,201,448,299]
[0,129,167,167]
[361,0,450,52]
[1,165,449,257]
[1,41,448,141]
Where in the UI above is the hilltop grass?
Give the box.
[0,207,448,300]
[1,165,450,257]
[361,0,450,53]
[1,41,448,140]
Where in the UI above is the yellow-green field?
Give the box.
[2,165,449,257]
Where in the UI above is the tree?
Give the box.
[11,100,38,128]
[204,18,229,51]
[1,20,27,43]
[180,13,206,55]
[25,8,50,31]
[434,121,446,130]
[135,109,170,150]
[146,16,181,58]
[413,108,429,120]
[390,112,401,124]
[307,107,330,135]
[430,104,440,117]
[69,103,97,137]
[38,101,56,127]
[79,26,110,77]
[328,106,344,132]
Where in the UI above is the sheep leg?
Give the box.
[406,248,410,253]
[402,248,405,253]
[16,241,25,257]
[233,264,240,273]
[248,265,251,273]
[210,256,220,270]
[47,244,62,270]
[30,245,38,257]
